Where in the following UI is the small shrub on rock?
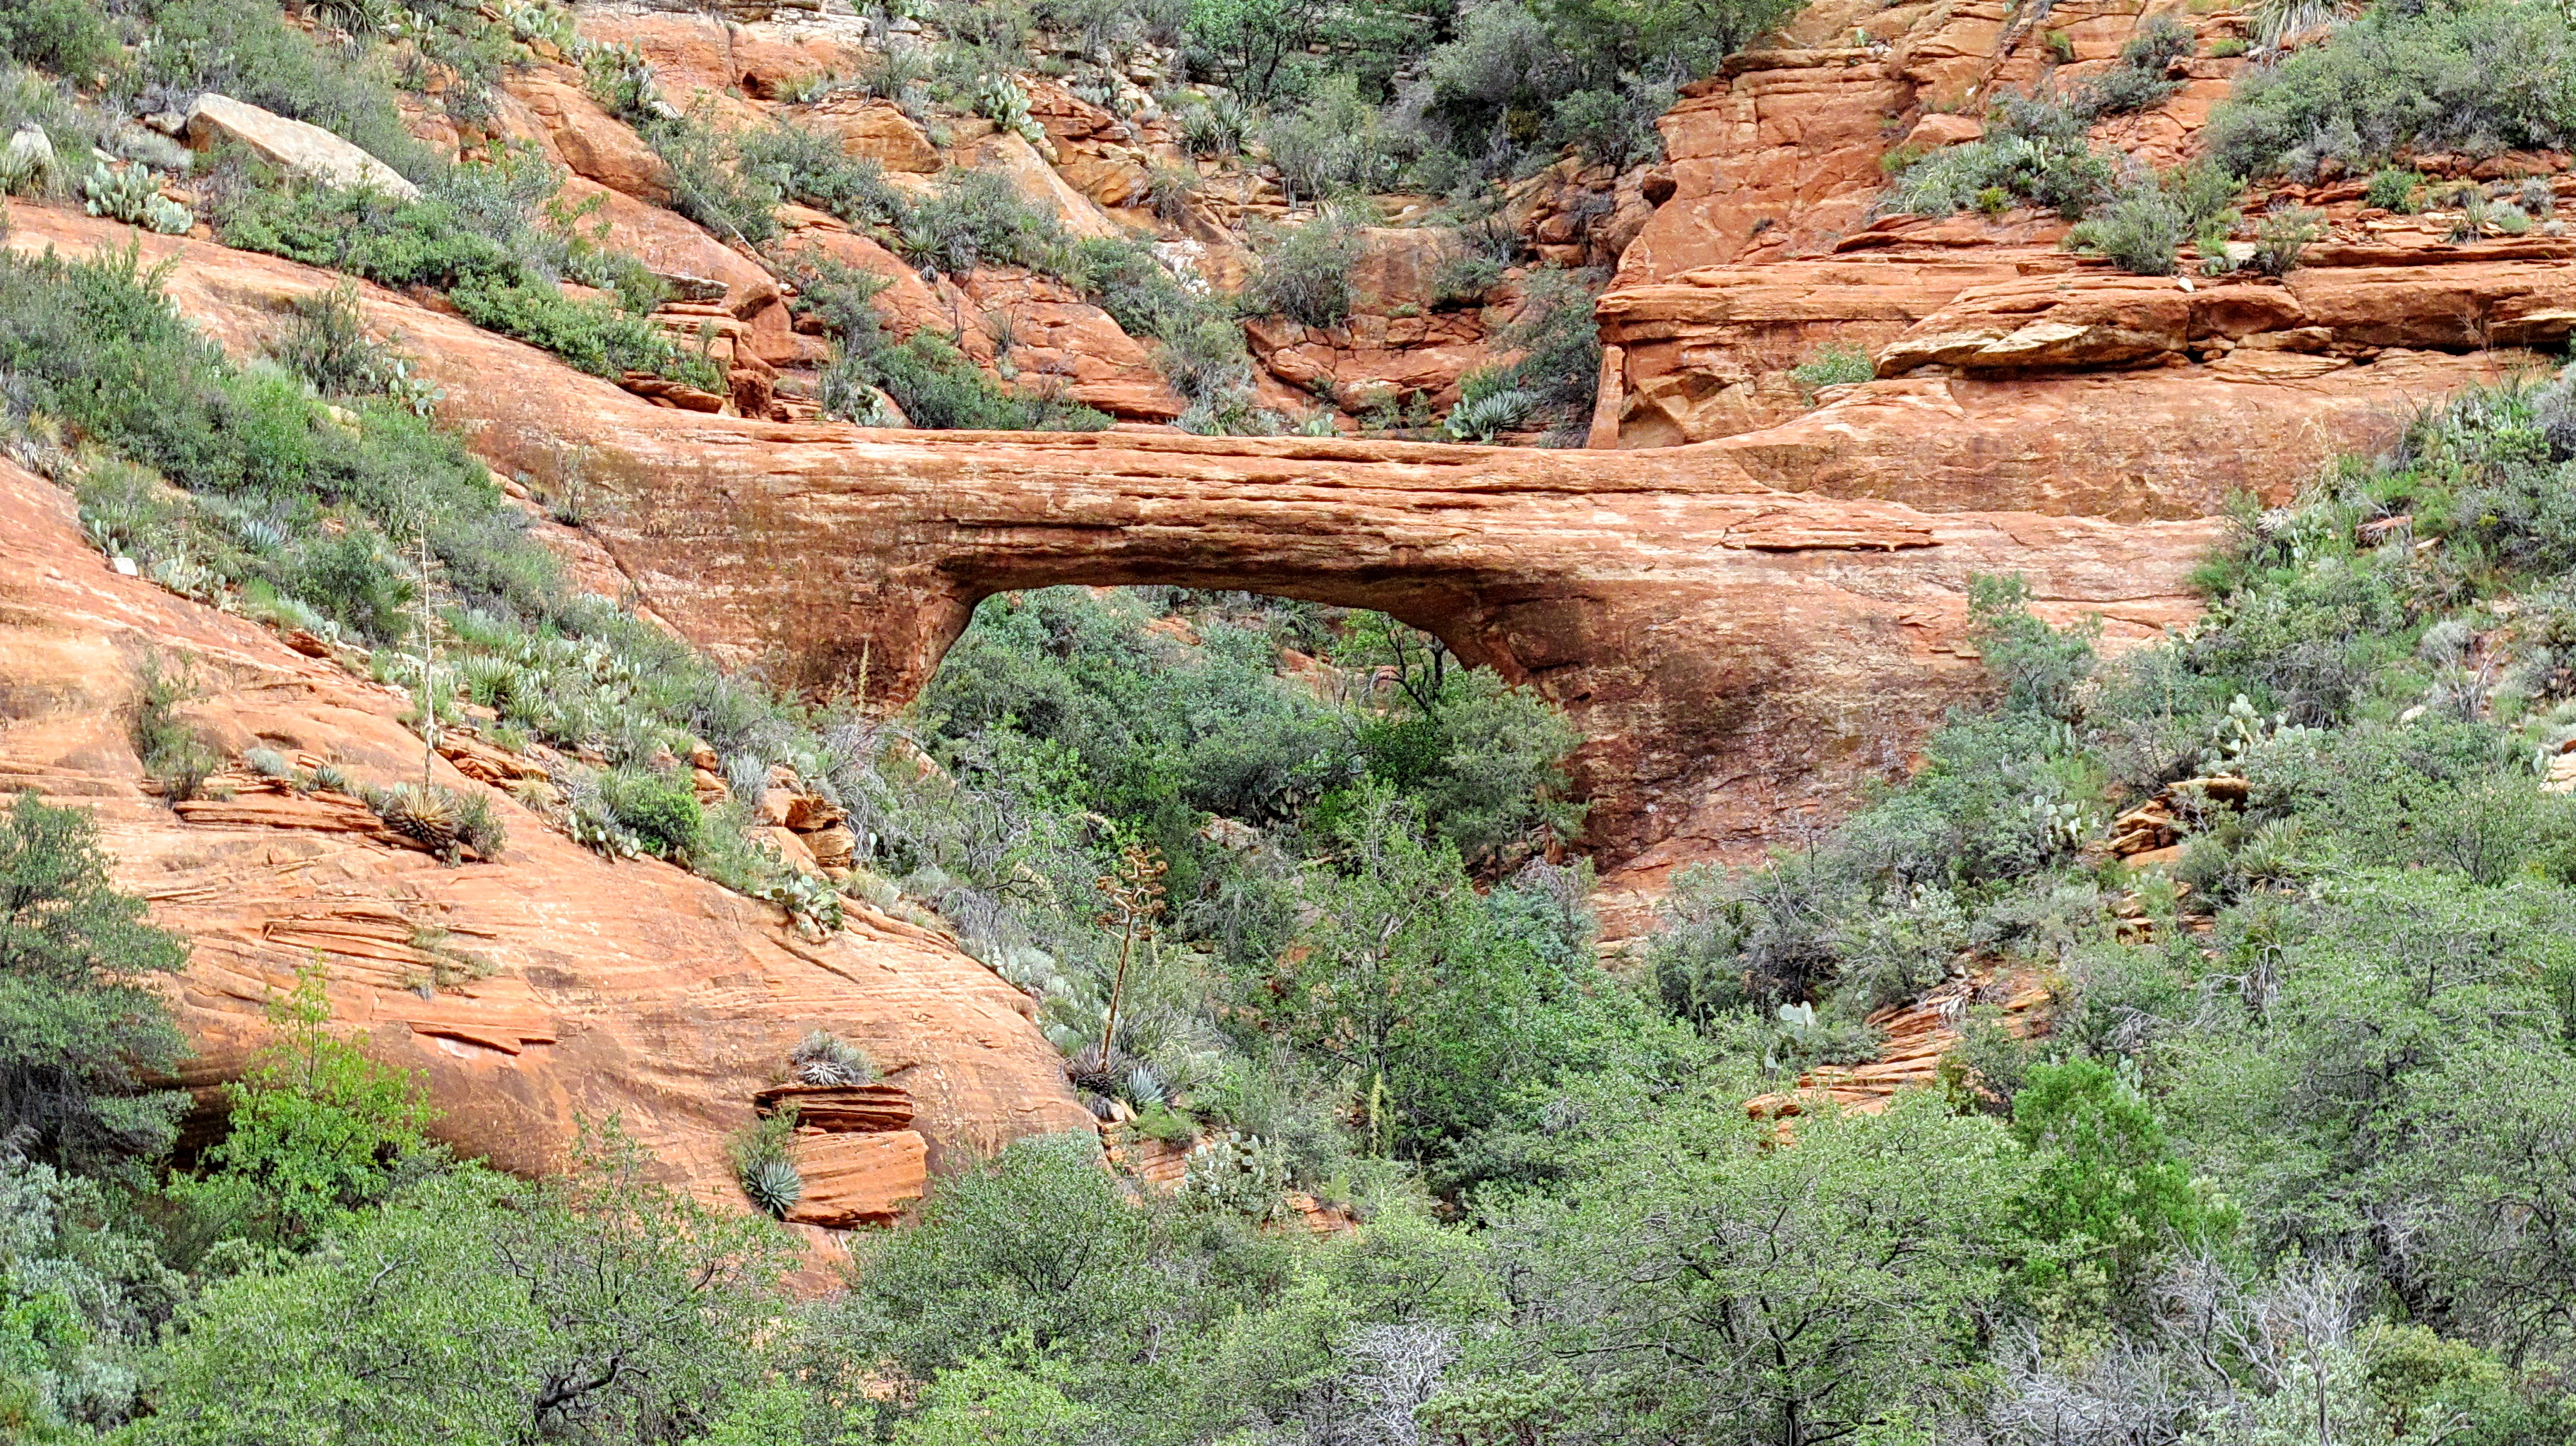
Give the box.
[2366,167,2423,213]
[791,1029,876,1086]
[1243,205,1363,328]
[2070,164,2241,276]
[2119,16,2196,69]
[2249,205,2322,275]
[1790,343,1876,390]
[1883,92,2114,218]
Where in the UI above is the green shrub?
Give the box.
[2075,63,2179,119]
[1790,342,1876,390]
[2206,4,2576,181]
[2118,16,2195,69]
[1549,79,1679,165]
[1260,76,1413,201]
[131,652,220,802]
[0,0,117,79]
[2010,1056,2215,1300]
[0,790,191,1178]
[174,962,436,1245]
[1415,0,1799,181]
[599,765,703,859]
[213,164,714,391]
[2366,166,2424,213]
[845,332,1111,432]
[1243,205,1363,327]
[896,169,1066,278]
[1883,92,2114,218]
[449,277,721,390]
[738,122,910,229]
[2068,164,2241,276]
[268,282,402,398]
[2248,205,2320,276]
[641,112,781,247]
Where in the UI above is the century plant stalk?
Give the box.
[1095,843,1167,1077]
[418,508,436,790]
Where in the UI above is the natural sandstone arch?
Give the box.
[8,208,2217,878]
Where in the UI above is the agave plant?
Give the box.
[1,125,56,196]
[738,1156,804,1218]
[372,783,462,856]
[1443,388,1539,443]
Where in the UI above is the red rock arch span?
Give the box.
[8,210,2217,878]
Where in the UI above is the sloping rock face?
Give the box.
[0,448,1092,1232]
[4,208,2213,880]
[1591,0,2574,482]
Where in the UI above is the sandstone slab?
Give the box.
[184,92,419,199]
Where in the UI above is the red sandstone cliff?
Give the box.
[0,449,1091,1248]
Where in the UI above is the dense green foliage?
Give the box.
[1882,92,2116,219]
[2205,0,2576,181]
[14,4,2576,1441]
[207,155,720,392]
[0,796,187,1182]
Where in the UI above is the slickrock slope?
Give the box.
[6,208,2214,873]
[0,453,1092,1234]
[1591,0,2575,498]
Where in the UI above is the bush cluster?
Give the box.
[1883,92,2118,218]
[2205,2,2576,181]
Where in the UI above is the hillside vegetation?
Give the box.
[3,0,2576,1441]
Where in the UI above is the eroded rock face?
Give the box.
[1591,0,2575,477]
[1,209,2213,885]
[0,449,1092,1236]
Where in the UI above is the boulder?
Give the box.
[182,92,419,199]
[782,1129,928,1228]
[804,98,940,174]
[498,73,672,203]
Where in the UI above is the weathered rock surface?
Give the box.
[496,71,673,203]
[183,92,420,199]
[3,209,2214,880]
[1590,0,2570,470]
[0,445,1091,1232]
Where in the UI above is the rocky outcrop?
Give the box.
[2,208,2214,883]
[1746,969,2051,1119]
[0,446,1091,1238]
[1591,0,2573,466]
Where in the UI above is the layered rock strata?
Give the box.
[1592,0,2573,474]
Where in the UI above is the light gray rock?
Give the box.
[181,92,419,200]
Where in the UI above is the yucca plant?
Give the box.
[369,783,461,859]
[791,1029,876,1086]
